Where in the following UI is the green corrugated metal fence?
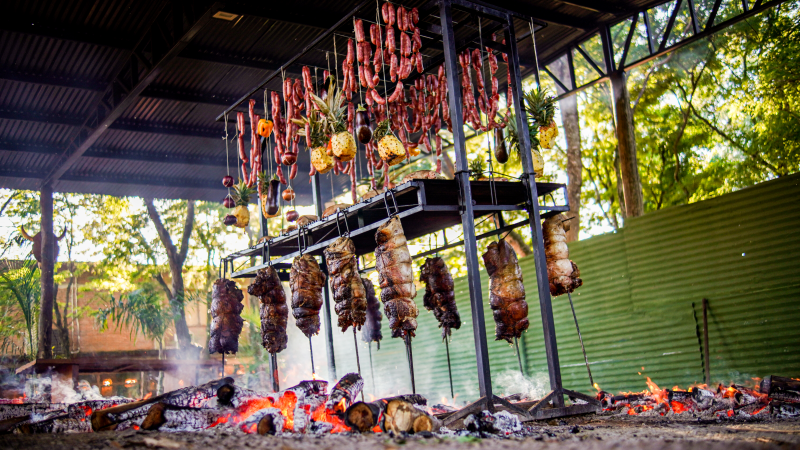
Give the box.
[332,173,800,403]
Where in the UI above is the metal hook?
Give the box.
[297,226,308,255]
[262,240,270,265]
[335,208,350,237]
[383,188,399,218]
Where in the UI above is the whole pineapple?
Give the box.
[294,109,334,173]
[232,180,255,228]
[312,81,356,162]
[373,119,405,166]
[524,87,558,149]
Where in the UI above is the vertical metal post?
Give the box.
[439,0,493,401]
[312,173,337,381]
[505,16,565,407]
[600,25,616,74]
[702,298,711,386]
[38,184,54,359]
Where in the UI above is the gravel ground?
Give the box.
[3,415,799,450]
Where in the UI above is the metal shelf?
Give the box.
[225,179,567,278]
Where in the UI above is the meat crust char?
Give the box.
[419,257,460,340]
[290,254,326,337]
[482,239,529,343]
[248,267,289,353]
[360,277,383,347]
[542,214,583,296]
[324,237,367,332]
[374,217,418,338]
[209,278,244,354]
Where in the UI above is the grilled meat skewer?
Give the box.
[248,267,289,353]
[361,277,383,348]
[209,279,245,354]
[324,237,367,332]
[482,239,529,343]
[375,217,418,338]
[542,214,583,296]
[419,257,460,340]
[289,255,326,337]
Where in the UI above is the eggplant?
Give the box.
[494,128,509,164]
[355,108,372,144]
[264,178,281,217]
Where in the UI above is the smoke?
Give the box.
[25,374,109,403]
[494,370,549,401]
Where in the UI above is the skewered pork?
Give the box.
[324,237,367,332]
[375,217,418,338]
[482,239,529,343]
[290,255,326,337]
[360,277,383,348]
[248,267,288,353]
[209,279,244,354]
[542,214,583,296]
[419,257,460,340]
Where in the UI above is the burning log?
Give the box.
[760,375,800,403]
[90,377,233,431]
[384,398,440,434]
[140,403,230,432]
[255,408,286,435]
[344,394,427,433]
[325,373,364,415]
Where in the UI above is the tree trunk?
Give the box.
[609,71,644,218]
[37,184,54,359]
[144,199,195,354]
[560,93,582,242]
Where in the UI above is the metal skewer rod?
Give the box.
[444,337,455,399]
[270,352,280,392]
[567,291,595,388]
[368,342,376,396]
[514,337,524,374]
[404,334,416,394]
[221,353,225,378]
[353,329,364,401]
[309,336,316,378]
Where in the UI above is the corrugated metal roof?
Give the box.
[331,173,800,401]
[0,0,678,201]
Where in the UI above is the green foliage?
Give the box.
[0,256,40,358]
[95,284,171,349]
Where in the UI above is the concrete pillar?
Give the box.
[609,70,644,218]
[37,184,54,359]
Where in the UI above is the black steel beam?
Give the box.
[506,13,565,408]
[0,110,84,127]
[706,0,723,29]
[556,0,628,14]
[643,8,656,55]
[574,44,606,77]
[659,0,683,52]
[0,69,106,91]
[140,85,238,106]
[0,167,224,191]
[110,119,221,138]
[179,46,284,71]
[0,141,225,166]
[620,13,638,68]
[440,0,494,402]
[42,3,223,187]
[0,16,134,50]
[686,0,701,34]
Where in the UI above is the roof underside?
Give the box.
[0,0,670,204]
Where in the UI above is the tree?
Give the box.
[144,198,195,354]
[0,257,40,359]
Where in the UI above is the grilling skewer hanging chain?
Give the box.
[568,291,595,388]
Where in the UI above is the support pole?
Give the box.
[312,173,337,381]
[702,298,711,386]
[353,329,364,401]
[609,70,644,218]
[505,16,565,407]
[440,0,493,403]
[37,184,54,359]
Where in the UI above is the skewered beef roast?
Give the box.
[419,257,460,340]
[324,237,367,332]
[360,277,383,348]
[542,214,582,296]
[482,239,529,343]
[375,217,418,338]
[209,279,244,354]
[289,255,326,337]
[248,267,288,353]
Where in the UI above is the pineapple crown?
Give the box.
[523,87,557,126]
[372,119,392,142]
[293,109,329,148]
[469,159,485,179]
[233,180,255,206]
[505,110,540,155]
[311,80,348,135]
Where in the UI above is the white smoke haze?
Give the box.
[494,370,549,400]
[25,374,118,404]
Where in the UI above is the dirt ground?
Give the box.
[3,415,799,450]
